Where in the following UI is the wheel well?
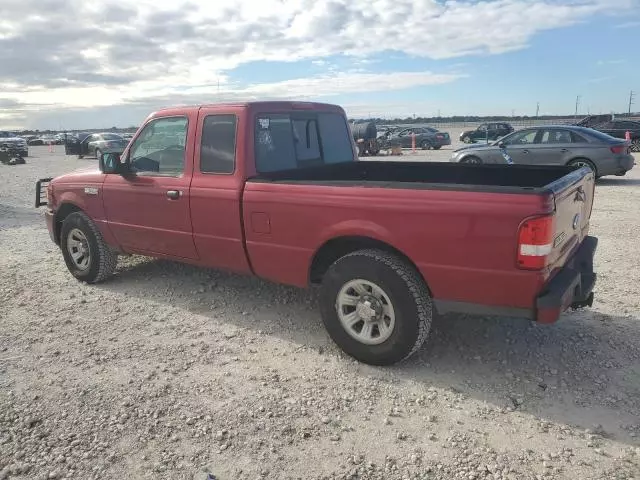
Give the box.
[54,203,82,243]
[567,157,598,176]
[309,236,428,289]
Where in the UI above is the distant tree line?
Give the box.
[349,112,639,124]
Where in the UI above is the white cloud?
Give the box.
[0,0,635,127]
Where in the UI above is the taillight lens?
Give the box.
[610,145,625,154]
[517,215,554,270]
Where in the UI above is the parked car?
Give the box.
[386,126,451,149]
[450,125,634,177]
[587,119,640,152]
[0,131,28,156]
[459,123,514,143]
[64,132,128,159]
[27,134,62,146]
[35,101,598,366]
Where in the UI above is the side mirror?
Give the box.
[99,152,122,174]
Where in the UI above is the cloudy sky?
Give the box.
[0,0,638,130]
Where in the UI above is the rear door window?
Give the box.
[200,114,237,174]
[255,112,354,173]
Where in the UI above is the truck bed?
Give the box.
[250,161,582,194]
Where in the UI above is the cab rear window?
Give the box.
[255,112,355,173]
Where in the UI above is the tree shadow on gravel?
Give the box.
[101,257,640,445]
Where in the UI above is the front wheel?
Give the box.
[60,212,118,283]
[631,139,640,152]
[319,249,433,365]
[462,136,471,143]
[95,148,102,160]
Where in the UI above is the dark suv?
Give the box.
[459,123,514,143]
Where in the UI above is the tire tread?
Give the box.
[330,249,432,362]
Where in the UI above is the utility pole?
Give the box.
[574,95,581,120]
[629,90,635,115]
[535,102,539,118]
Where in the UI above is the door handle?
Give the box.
[522,149,529,154]
[166,190,181,200]
[560,148,568,152]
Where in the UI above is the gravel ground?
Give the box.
[1,145,639,480]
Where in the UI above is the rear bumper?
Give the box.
[535,235,597,323]
[433,236,598,323]
[434,137,451,146]
[598,155,635,176]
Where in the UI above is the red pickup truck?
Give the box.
[35,101,597,365]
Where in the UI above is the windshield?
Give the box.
[255,112,355,173]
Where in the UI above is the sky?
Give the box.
[0,0,639,130]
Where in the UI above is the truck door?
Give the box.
[102,115,199,259]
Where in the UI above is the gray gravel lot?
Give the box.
[1,145,639,480]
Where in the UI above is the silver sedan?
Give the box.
[450,125,635,178]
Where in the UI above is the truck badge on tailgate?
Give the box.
[84,187,99,196]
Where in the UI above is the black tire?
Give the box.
[462,136,471,144]
[420,140,433,150]
[95,148,102,160]
[319,249,433,365]
[567,158,597,177]
[78,155,84,159]
[60,212,117,283]
[433,145,442,150]
[631,139,640,153]
[460,155,482,164]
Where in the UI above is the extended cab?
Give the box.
[35,101,598,365]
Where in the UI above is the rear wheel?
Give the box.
[420,140,433,150]
[460,156,482,164]
[631,139,640,152]
[567,158,597,177]
[462,136,471,143]
[60,212,117,283]
[319,249,433,365]
[95,148,102,160]
[433,145,442,150]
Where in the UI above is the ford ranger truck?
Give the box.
[35,101,597,366]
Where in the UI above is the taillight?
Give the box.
[610,145,625,154]
[517,215,554,270]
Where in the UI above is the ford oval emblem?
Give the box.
[572,213,580,230]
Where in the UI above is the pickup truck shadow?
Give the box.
[102,257,640,445]
[0,203,44,230]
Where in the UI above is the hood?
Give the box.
[454,142,494,153]
[52,166,103,184]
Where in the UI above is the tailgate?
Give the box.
[547,168,595,270]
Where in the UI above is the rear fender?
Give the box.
[316,220,393,250]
